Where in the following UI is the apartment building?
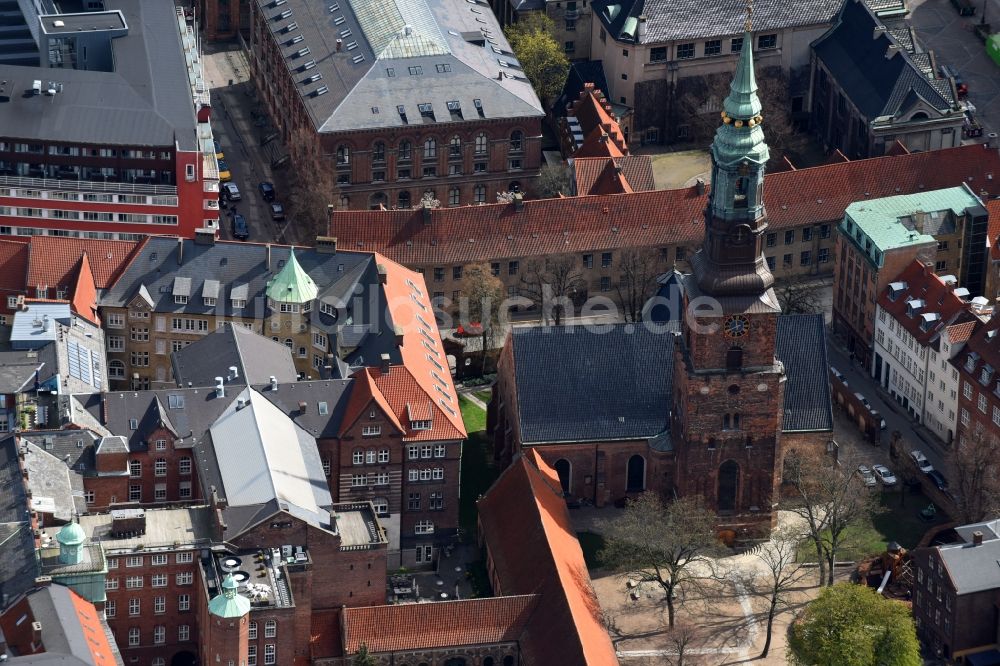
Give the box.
[245,0,545,209]
[872,260,990,443]
[833,185,992,369]
[0,0,220,240]
[953,309,1000,453]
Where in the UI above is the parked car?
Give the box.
[222,182,241,201]
[270,202,285,221]
[910,450,934,474]
[927,469,949,492]
[830,366,846,384]
[858,465,877,487]
[872,464,897,486]
[231,213,249,241]
[259,181,276,202]
[218,160,232,182]
[853,392,872,409]
[214,140,224,160]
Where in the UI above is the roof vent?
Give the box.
[214,377,224,399]
[403,24,413,36]
[270,376,278,391]
[228,366,239,381]
[236,397,247,410]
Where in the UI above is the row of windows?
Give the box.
[648,34,777,63]
[90,481,192,504]
[107,552,193,568]
[366,181,522,210]
[0,206,177,225]
[0,187,177,207]
[348,160,522,187]
[123,624,191,646]
[335,132,525,165]
[248,620,278,639]
[107,595,191,618]
[107,572,193,591]
[408,491,445,510]
[127,458,192,477]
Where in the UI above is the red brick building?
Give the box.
[0,0,221,240]
[953,309,1000,454]
[243,0,545,209]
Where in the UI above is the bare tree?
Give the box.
[783,450,876,586]
[460,263,506,375]
[664,623,699,666]
[600,494,720,628]
[537,163,571,197]
[739,529,806,658]
[615,248,662,323]
[775,280,826,315]
[954,427,1000,524]
[519,256,585,325]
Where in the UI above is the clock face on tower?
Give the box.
[723,314,751,338]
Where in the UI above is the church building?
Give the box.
[491,15,834,537]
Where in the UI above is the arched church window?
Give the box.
[718,460,739,512]
[554,459,571,494]
[626,455,645,491]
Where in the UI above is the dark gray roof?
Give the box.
[0,436,38,607]
[20,430,99,475]
[256,0,543,134]
[171,323,299,389]
[812,0,954,120]
[0,350,45,393]
[511,324,677,444]
[254,379,354,439]
[775,314,834,432]
[938,538,1000,594]
[39,10,128,34]
[23,442,85,521]
[0,0,198,150]
[955,518,1000,544]
[101,238,405,371]
[592,0,841,44]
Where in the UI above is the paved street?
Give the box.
[909,0,1000,134]
[201,44,300,244]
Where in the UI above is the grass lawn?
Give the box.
[474,389,492,404]
[797,490,948,563]
[458,395,498,542]
[578,531,606,569]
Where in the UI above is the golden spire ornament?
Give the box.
[744,0,753,32]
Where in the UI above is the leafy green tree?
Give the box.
[352,643,377,666]
[788,584,921,666]
[505,15,570,105]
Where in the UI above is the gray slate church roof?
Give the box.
[509,314,832,445]
[812,0,954,120]
[171,323,299,389]
[255,0,543,133]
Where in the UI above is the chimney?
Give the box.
[422,204,433,224]
[395,324,404,347]
[599,131,609,143]
[377,263,388,284]
[194,228,216,246]
[266,244,272,271]
[380,353,391,373]
[236,397,246,410]
[269,375,278,391]
[298,401,307,414]
[695,178,706,195]
[316,236,338,254]
[973,530,984,545]
[214,377,224,398]
[177,237,184,265]
[923,261,934,276]
[33,576,52,588]
[513,192,524,212]
[886,44,900,59]
[42,315,49,332]
[336,38,342,52]
[228,366,239,381]
[31,621,42,648]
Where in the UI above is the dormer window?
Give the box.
[203,297,216,307]
[905,299,924,317]
[175,295,188,304]
[231,298,246,309]
[411,420,432,431]
[888,282,906,301]
[966,352,980,373]
[980,364,994,386]
[919,312,939,332]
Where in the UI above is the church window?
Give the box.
[723,414,730,429]
[554,459,571,494]
[718,461,740,511]
[626,455,645,491]
[757,34,777,50]
[677,43,695,59]
[728,384,740,395]
[726,346,743,371]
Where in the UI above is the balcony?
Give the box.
[0,174,178,196]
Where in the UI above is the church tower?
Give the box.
[673,3,786,537]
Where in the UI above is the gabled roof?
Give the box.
[343,595,539,654]
[339,368,404,436]
[574,125,626,158]
[565,84,628,158]
[813,0,955,119]
[510,324,676,445]
[0,239,29,315]
[330,144,1000,266]
[877,260,980,347]
[937,538,1000,595]
[26,237,142,292]
[478,452,619,666]
[987,199,1000,261]
[574,156,655,196]
[776,314,835,432]
[71,252,100,325]
[171,323,299,389]
[209,388,333,533]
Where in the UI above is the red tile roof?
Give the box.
[343,595,539,654]
[953,310,1000,395]
[26,236,142,290]
[0,239,29,315]
[339,368,404,437]
[567,85,627,157]
[71,252,100,325]
[575,125,626,158]
[574,156,655,196]
[67,587,120,666]
[477,451,619,666]
[331,144,1000,267]
[877,259,979,347]
[987,199,1000,261]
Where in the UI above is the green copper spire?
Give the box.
[208,573,251,618]
[266,249,318,304]
[712,0,768,167]
[56,518,87,565]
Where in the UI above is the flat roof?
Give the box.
[39,11,127,34]
[332,503,386,547]
[51,506,216,552]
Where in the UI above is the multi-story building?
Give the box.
[490,0,594,62]
[330,144,1000,316]
[953,309,1000,454]
[245,0,546,210]
[871,260,991,443]
[0,0,220,240]
[912,519,1000,660]
[586,0,841,145]
[811,0,965,158]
